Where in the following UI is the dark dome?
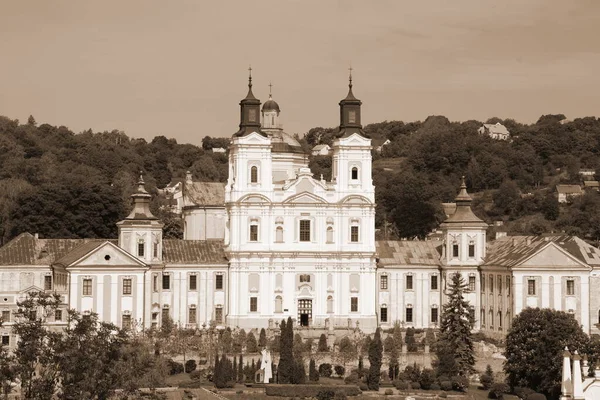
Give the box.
[261,96,280,113]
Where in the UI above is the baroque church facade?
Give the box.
[1,74,600,346]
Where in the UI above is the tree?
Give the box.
[238,354,244,383]
[337,336,357,369]
[13,291,61,400]
[504,308,591,398]
[318,334,329,352]
[259,328,267,348]
[367,328,383,391]
[0,328,15,399]
[405,327,418,352]
[309,359,319,382]
[435,272,475,378]
[278,318,294,384]
[480,364,494,390]
[246,332,258,353]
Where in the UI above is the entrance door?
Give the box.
[298,299,312,327]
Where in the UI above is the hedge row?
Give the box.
[265,384,361,397]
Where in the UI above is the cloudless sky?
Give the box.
[1,1,598,145]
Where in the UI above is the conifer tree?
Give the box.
[358,356,364,378]
[246,332,258,353]
[238,354,243,383]
[436,272,475,377]
[367,328,383,390]
[259,328,267,348]
[318,333,329,352]
[233,356,237,382]
[309,359,319,382]
[278,318,294,384]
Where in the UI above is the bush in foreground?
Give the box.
[265,384,361,398]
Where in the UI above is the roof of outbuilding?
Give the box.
[556,184,582,194]
[376,240,443,266]
[162,239,227,264]
[183,182,226,207]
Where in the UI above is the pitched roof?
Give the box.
[376,240,442,266]
[53,240,115,266]
[162,239,227,264]
[482,123,510,135]
[0,233,93,266]
[312,144,330,151]
[556,184,582,194]
[583,181,599,188]
[484,235,600,268]
[183,182,225,207]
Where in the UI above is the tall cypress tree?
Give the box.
[233,356,238,382]
[278,318,295,384]
[309,358,319,382]
[259,328,267,348]
[367,328,383,390]
[238,354,244,383]
[436,272,475,377]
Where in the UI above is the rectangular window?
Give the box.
[406,307,413,323]
[431,275,438,290]
[380,275,388,290]
[153,275,158,292]
[469,276,476,292]
[299,220,311,242]
[348,110,356,124]
[122,314,131,330]
[527,279,536,296]
[469,307,475,326]
[215,307,223,324]
[507,277,511,296]
[1,311,10,323]
[250,297,258,312]
[406,275,413,290]
[123,278,132,295]
[380,307,388,323]
[55,309,62,322]
[215,274,224,290]
[350,226,359,242]
[82,279,92,296]
[1,336,8,346]
[153,242,158,258]
[498,276,502,294]
[188,308,197,324]
[248,109,257,122]
[44,275,52,290]
[567,279,575,296]
[482,274,486,292]
[452,244,459,258]
[162,274,170,290]
[468,243,475,258]
[351,297,358,312]
[431,308,438,323]
[161,308,169,323]
[490,276,494,293]
[138,241,145,257]
[189,275,197,291]
[250,224,258,241]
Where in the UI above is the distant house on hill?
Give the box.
[212,147,226,153]
[556,184,583,203]
[583,180,599,192]
[579,169,596,180]
[311,144,331,156]
[478,122,510,140]
[372,138,391,152]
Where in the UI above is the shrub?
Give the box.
[189,370,202,381]
[333,392,347,400]
[430,383,441,390]
[440,380,452,391]
[358,382,368,391]
[344,372,359,385]
[185,359,197,373]
[527,394,547,400]
[309,359,319,382]
[451,375,469,392]
[488,382,510,399]
[514,387,536,399]
[265,385,361,398]
[393,380,408,390]
[319,363,333,378]
[316,390,335,400]
[480,364,494,390]
[419,368,435,390]
[384,389,393,395]
[334,365,346,377]
[167,360,184,375]
[409,381,421,390]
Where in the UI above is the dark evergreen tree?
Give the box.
[232,356,237,382]
[258,328,267,348]
[278,318,294,384]
[309,359,319,382]
[292,359,306,384]
[246,332,258,353]
[358,356,364,378]
[367,328,383,390]
[318,333,329,352]
[435,272,475,377]
[238,354,243,383]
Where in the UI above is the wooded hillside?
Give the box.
[1,113,599,245]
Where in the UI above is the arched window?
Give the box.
[351,167,358,180]
[326,226,334,243]
[275,296,283,313]
[276,226,283,243]
[498,311,502,330]
[271,115,274,126]
[489,309,494,328]
[250,166,258,183]
[327,296,333,313]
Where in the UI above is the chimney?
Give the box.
[34,233,39,240]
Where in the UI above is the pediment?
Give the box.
[19,285,44,294]
[238,131,270,145]
[68,242,147,269]
[283,191,327,204]
[519,243,590,270]
[339,133,371,146]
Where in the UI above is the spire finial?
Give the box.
[248,65,253,88]
[461,175,466,188]
[269,81,273,97]
[348,65,353,89]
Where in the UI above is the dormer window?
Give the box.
[250,166,258,183]
[351,167,358,180]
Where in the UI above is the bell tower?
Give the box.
[234,66,264,138]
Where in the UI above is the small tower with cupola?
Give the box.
[117,174,164,264]
[261,83,280,131]
[331,70,374,201]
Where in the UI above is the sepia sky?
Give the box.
[1,1,599,145]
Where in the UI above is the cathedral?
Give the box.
[1,73,600,347]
